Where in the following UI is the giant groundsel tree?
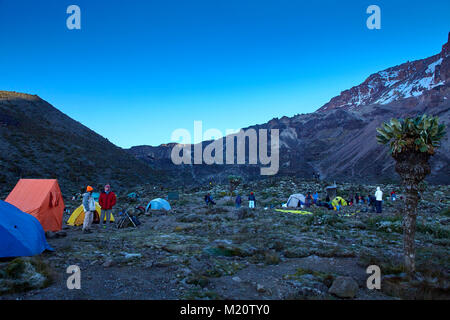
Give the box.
[376,114,446,276]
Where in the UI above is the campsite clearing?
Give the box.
[1,178,449,300]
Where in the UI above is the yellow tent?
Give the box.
[67,202,114,226]
[331,196,347,209]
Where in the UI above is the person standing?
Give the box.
[313,192,319,205]
[235,194,242,208]
[248,192,256,209]
[99,184,116,229]
[204,193,216,207]
[82,186,96,234]
[305,193,311,208]
[375,187,383,213]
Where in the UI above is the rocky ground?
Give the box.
[1,178,449,300]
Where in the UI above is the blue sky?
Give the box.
[0,0,449,147]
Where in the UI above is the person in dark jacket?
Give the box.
[235,194,242,208]
[204,193,215,206]
[368,194,376,212]
[99,184,116,229]
[305,193,310,208]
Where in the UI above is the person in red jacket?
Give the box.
[99,184,116,229]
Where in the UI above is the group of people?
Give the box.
[292,187,388,214]
[344,187,386,213]
[81,184,117,233]
[204,186,393,214]
[204,192,257,209]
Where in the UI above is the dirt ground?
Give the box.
[1,179,449,300]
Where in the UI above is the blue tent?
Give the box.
[0,200,53,258]
[146,198,171,211]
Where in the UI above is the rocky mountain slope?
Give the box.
[318,33,450,112]
[129,33,450,185]
[0,91,166,197]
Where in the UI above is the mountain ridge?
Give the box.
[128,33,450,185]
[0,91,167,197]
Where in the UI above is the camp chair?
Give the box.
[116,210,137,229]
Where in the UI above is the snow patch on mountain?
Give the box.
[317,34,449,112]
[375,56,446,105]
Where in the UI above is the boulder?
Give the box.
[102,258,115,268]
[328,276,359,298]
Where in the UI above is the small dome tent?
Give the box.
[0,200,53,258]
[331,196,348,208]
[286,194,306,208]
[146,198,171,211]
[67,202,114,226]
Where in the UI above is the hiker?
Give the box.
[305,193,311,208]
[391,191,397,201]
[235,194,242,208]
[368,194,376,212]
[99,184,117,229]
[313,192,319,205]
[248,192,256,209]
[204,193,215,206]
[82,186,96,234]
[375,187,383,213]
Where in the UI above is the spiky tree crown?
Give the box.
[228,175,242,184]
[376,115,446,157]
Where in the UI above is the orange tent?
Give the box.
[5,179,65,232]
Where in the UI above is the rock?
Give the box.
[257,284,266,293]
[121,252,142,260]
[56,231,67,238]
[232,276,242,282]
[328,276,359,298]
[102,258,115,267]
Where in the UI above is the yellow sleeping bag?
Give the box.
[275,209,312,215]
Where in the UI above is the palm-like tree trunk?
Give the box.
[403,185,419,275]
[394,151,430,277]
